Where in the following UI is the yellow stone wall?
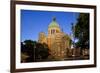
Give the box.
[38,18,71,60]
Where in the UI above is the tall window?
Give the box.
[51,29,55,34]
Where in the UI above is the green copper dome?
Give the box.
[48,17,59,28]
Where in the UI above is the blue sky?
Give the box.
[21,9,79,42]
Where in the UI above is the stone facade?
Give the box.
[38,17,71,60]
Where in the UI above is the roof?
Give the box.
[48,17,60,28]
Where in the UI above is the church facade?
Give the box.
[38,17,71,60]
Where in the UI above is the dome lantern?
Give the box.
[48,17,60,28]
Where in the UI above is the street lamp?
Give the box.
[71,23,76,57]
[34,45,36,62]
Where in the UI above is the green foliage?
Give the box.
[21,40,50,62]
[74,13,89,48]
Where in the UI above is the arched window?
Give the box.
[52,29,55,34]
[51,29,55,34]
[51,30,52,34]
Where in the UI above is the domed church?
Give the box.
[38,17,71,60]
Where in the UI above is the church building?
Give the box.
[38,17,71,60]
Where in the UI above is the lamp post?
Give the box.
[34,45,36,62]
[71,23,76,57]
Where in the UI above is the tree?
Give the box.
[74,13,89,49]
[23,40,36,62]
[37,43,50,60]
[21,40,50,62]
